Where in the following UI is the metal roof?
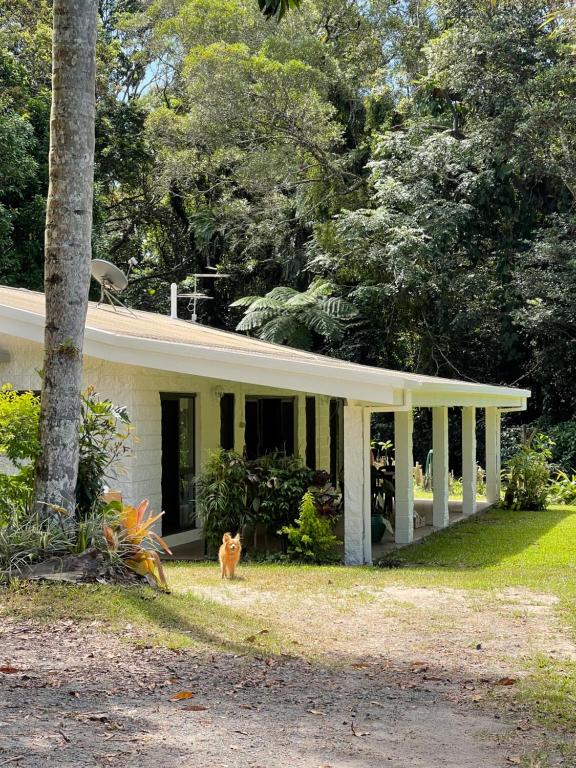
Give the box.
[0,285,530,408]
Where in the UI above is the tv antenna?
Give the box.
[91,258,138,314]
[170,273,229,323]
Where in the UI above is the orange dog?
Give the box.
[218,532,241,579]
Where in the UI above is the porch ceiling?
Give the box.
[0,285,530,409]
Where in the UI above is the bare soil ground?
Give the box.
[1,581,572,767]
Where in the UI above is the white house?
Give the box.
[0,285,530,564]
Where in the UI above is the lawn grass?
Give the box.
[2,504,576,734]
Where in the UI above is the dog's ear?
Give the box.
[233,533,241,543]
[222,532,231,543]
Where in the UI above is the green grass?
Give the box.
[2,504,576,734]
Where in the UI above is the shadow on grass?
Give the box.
[380,506,576,570]
[117,587,276,656]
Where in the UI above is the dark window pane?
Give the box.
[220,393,235,451]
[306,396,316,469]
[161,394,196,534]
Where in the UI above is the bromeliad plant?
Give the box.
[103,499,172,590]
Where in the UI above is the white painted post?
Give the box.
[485,406,501,505]
[394,410,414,544]
[432,406,449,528]
[234,388,245,456]
[296,394,307,463]
[461,406,477,516]
[170,283,178,319]
[344,404,371,565]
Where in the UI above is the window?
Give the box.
[160,394,196,534]
[305,396,316,469]
[220,393,235,451]
[245,396,295,459]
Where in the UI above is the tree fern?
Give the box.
[231,279,358,350]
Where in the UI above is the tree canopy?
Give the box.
[1,0,576,427]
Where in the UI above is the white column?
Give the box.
[432,406,449,528]
[461,406,477,516]
[394,410,414,544]
[485,406,501,505]
[296,394,307,463]
[316,396,330,471]
[344,405,371,565]
[233,389,245,456]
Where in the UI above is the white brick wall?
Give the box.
[0,333,334,539]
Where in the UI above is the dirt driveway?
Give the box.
[1,579,572,767]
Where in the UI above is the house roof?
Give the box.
[0,285,529,408]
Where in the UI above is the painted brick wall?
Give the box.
[0,333,334,539]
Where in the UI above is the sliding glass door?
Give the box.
[160,394,196,534]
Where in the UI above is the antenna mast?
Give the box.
[170,273,229,323]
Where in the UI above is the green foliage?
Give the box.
[547,421,576,473]
[548,470,576,506]
[0,515,72,578]
[196,449,314,548]
[196,450,249,548]
[76,386,132,518]
[0,386,131,521]
[0,385,40,467]
[0,386,40,521]
[2,0,576,443]
[0,504,121,580]
[247,452,314,531]
[502,432,553,511]
[280,490,340,563]
[232,279,357,350]
[257,0,300,22]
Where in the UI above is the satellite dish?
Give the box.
[91,259,133,314]
[91,259,129,291]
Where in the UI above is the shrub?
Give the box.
[548,470,576,505]
[247,453,314,532]
[547,421,576,473]
[0,515,73,577]
[502,432,552,511]
[76,387,131,517]
[0,506,117,580]
[196,450,248,548]
[0,385,131,521]
[0,386,41,522]
[308,469,342,519]
[103,499,172,591]
[280,491,340,563]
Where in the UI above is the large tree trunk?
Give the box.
[34,0,98,518]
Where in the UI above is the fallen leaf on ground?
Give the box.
[182,704,208,711]
[506,756,521,765]
[307,709,325,716]
[172,691,195,700]
[0,667,20,674]
[496,677,517,686]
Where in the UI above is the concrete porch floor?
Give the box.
[169,498,491,562]
[372,498,491,559]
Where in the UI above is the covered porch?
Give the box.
[342,396,523,565]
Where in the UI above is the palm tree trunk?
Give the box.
[34,0,98,519]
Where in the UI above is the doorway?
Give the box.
[160,393,196,534]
